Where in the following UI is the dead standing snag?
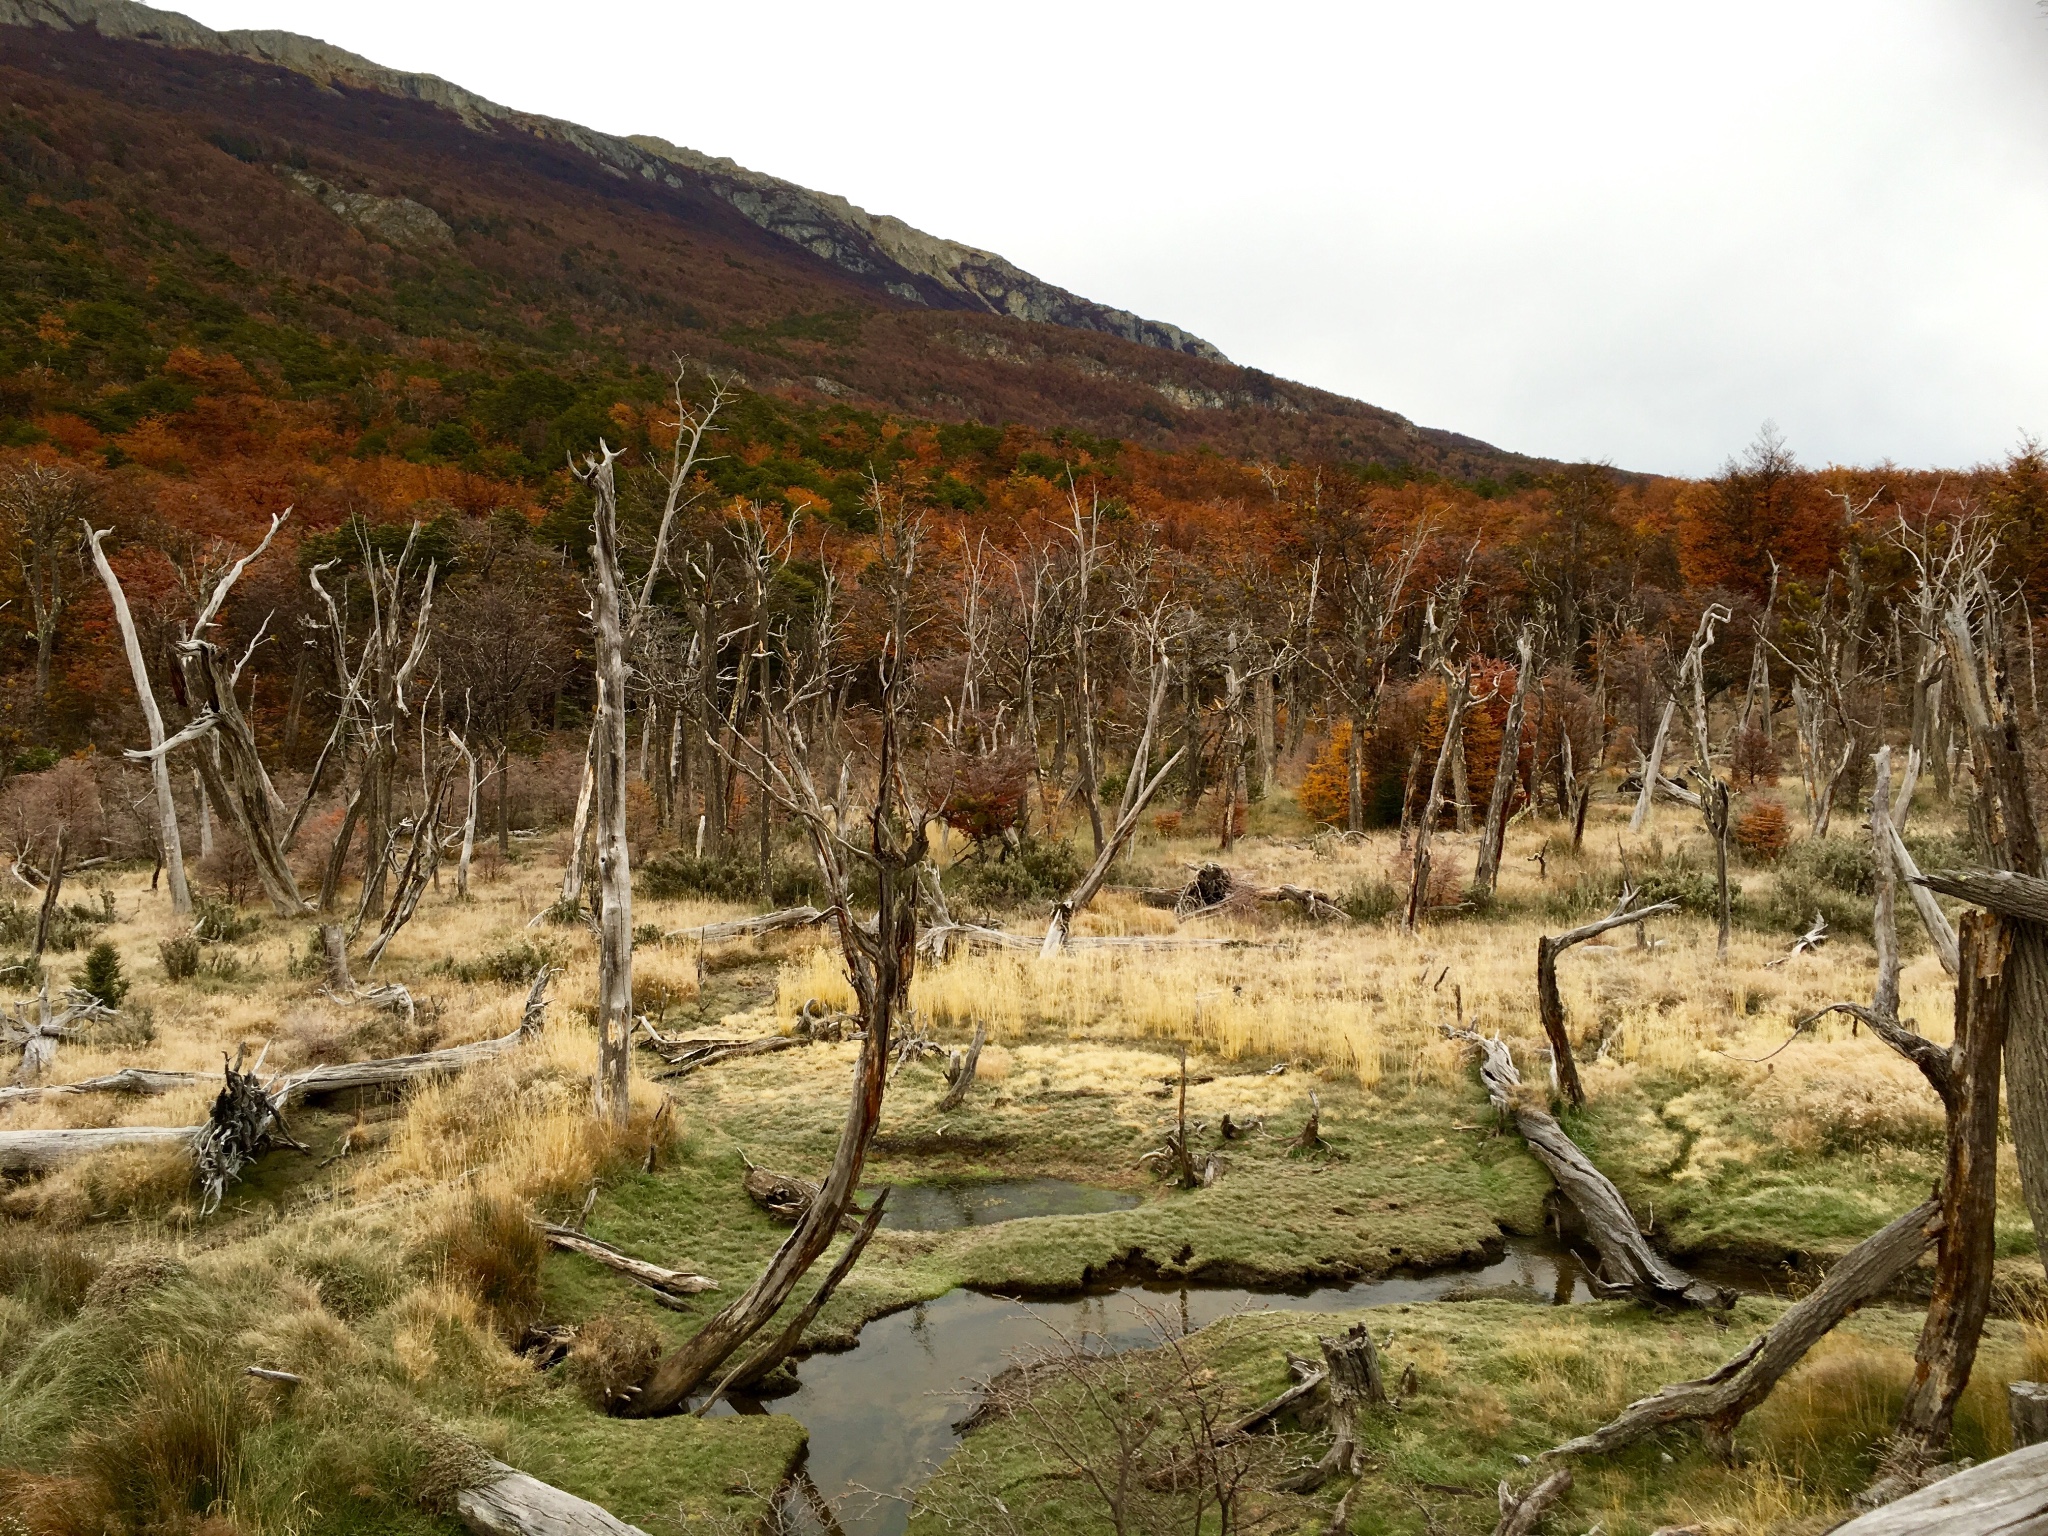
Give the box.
[1535,898,1678,1108]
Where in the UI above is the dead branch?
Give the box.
[661,905,827,944]
[1546,1196,1942,1461]
[1536,900,1679,1107]
[936,1020,988,1113]
[535,1223,717,1299]
[1493,1467,1573,1536]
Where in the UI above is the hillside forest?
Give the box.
[13,13,2048,1536]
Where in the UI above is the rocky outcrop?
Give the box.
[284,170,451,251]
[0,0,1225,360]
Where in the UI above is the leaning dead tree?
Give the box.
[1404,659,1477,933]
[83,521,190,913]
[1472,625,1535,897]
[1445,1025,1727,1308]
[1536,895,1678,1107]
[624,510,928,1418]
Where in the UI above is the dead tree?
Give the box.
[936,1020,988,1112]
[84,522,190,913]
[452,1461,655,1536]
[358,746,460,970]
[1404,663,1476,933]
[1630,604,1730,833]
[1446,1025,1725,1307]
[1311,507,1430,833]
[1704,776,1733,960]
[575,446,637,1125]
[1828,1443,2048,1534]
[625,509,928,1418]
[1283,1323,1385,1492]
[1546,1196,1941,1462]
[1473,626,1535,896]
[1536,899,1679,1106]
[1042,597,1187,955]
[304,523,437,918]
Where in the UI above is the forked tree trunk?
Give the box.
[1629,698,1677,833]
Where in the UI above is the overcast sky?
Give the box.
[168,0,2048,476]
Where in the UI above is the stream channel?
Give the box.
[706,1177,1766,1536]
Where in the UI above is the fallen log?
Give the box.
[535,1223,717,1299]
[662,906,826,944]
[920,922,1248,960]
[1493,1467,1573,1536]
[1216,1359,1326,1442]
[1825,1440,2048,1534]
[741,1157,822,1222]
[648,1034,801,1077]
[453,1460,654,1536]
[1546,1196,1943,1461]
[0,1123,199,1174]
[0,1067,209,1107]
[1,973,555,1188]
[1446,1027,1727,1308]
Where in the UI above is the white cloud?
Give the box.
[170,0,2048,473]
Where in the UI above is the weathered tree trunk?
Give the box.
[1629,697,1677,833]
[1448,1026,1722,1306]
[1405,672,1471,932]
[587,452,636,1126]
[1706,779,1733,960]
[936,1020,988,1113]
[560,728,598,908]
[85,524,189,914]
[536,1224,716,1299]
[1534,902,1678,1107]
[31,829,65,956]
[1286,1323,1385,1491]
[1547,1196,1942,1461]
[695,1192,889,1413]
[1492,1468,1573,1536]
[1820,1440,2048,1535]
[1474,629,1534,895]
[452,729,479,897]
[452,1461,653,1536]
[1895,912,2010,1464]
[173,639,310,915]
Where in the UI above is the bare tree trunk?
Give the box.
[1895,911,2010,1465]
[561,728,598,908]
[1347,707,1367,833]
[1405,673,1470,932]
[1630,698,1676,833]
[1535,902,1678,1107]
[587,452,635,1126]
[1474,630,1534,895]
[451,730,478,897]
[85,524,189,913]
[31,830,65,957]
[195,770,213,860]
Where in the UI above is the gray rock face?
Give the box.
[0,0,1226,361]
[284,170,452,251]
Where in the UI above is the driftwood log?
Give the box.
[1447,1027,1726,1307]
[2011,1382,2048,1450]
[536,1223,717,1300]
[643,1031,801,1077]
[453,1460,653,1536]
[1825,1440,2048,1534]
[1547,1196,1942,1461]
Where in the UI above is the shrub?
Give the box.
[0,1231,101,1315]
[943,836,1084,916]
[197,835,262,906]
[566,1311,664,1409]
[452,936,563,986]
[73,941,126,1008]
[639,851,824,907]
[1339,876,1402,923]
[1734,798,1792,860]
[423,1190,547,1337]
[1730,720,1780,786]
[73,1345,247,1528]
[191,895,259,944]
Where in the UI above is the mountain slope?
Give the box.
[0,0,1547,476]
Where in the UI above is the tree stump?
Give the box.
[2012,1382,2048,1449]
